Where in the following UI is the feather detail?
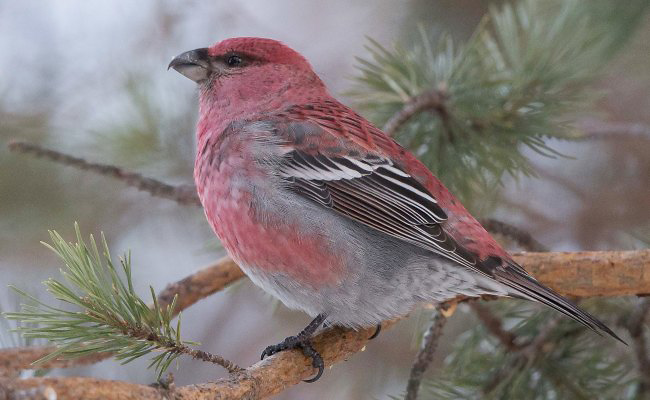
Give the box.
[279,147,625,344]
[279,150,475,268]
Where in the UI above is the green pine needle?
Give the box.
[3,223,197,378]
[421,300,635,400]
[350,0,649,208]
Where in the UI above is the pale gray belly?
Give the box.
[240,184,508,328]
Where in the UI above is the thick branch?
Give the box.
[0,322,399,400]
[382,89,449,137]
[515,250,650,297]
[3,249,649,374]
[0,257,242,372]
[7,141,201,206]
[1,376,162,400]
[157,258,245,312]
[2,249,649,398]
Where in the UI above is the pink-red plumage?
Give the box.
[171,37,622,343]
[278,100,511,261]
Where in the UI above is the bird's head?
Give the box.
[169,37,326,116]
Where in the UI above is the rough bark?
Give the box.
[515,250,650,297]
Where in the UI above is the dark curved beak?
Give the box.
[168,48,210,82]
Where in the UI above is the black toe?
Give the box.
[261,338,293,360]
[260,314,327,380]
[300,341,324,383]
[369,324,382,340]
[260,337,325,383]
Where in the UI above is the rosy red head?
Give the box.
[169,37,326,115]
[207,37,313,69]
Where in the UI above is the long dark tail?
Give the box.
[493,261,626,345]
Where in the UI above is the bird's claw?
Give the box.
[299,341,324,383]
[368,324,382,340]
[261,336,324,383]
[260,334,298,360]
[260,342,286,360]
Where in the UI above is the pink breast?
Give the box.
[196,148,346,287]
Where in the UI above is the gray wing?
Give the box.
[278,150,625,342]
[278,150,478,269]
[270,116,625,343]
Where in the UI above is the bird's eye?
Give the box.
[226,55,243,67]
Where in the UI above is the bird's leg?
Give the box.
[261,314,326,382]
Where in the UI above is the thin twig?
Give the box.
[627,298,650,400]
[576,119,650,141]
[470,220,543,352]
[7,141,201,206]
[157,257,245,312]
[121,319,244,374]
[181,346,244,375]
[404,306,449,400]
[382,89,450,137]
[482,316,562,395]
[480,218,548,252]
[469,302,521,351]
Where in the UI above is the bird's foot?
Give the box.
[262,336,325,383]
[261,338,324,383]
[260,314,326,383]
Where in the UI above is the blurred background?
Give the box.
[1,1,649,399]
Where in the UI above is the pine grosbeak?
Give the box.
[169,37,621,381]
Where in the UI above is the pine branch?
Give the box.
[7,141,200,206]
[426,298,633,398]
[3,227,241,377]
[4,249,649,374]
[382,88,448,138]
[350,0,650,203]
[481,316,563,396]
[404,306,449,400]
[576,119,650,141]
[156,258,244,314]
[516,250,650,297]
[3,249,648,398]
[0,258,242,373]
[468,302,521,352]
[480,218,549,252]
[1,320,402,400]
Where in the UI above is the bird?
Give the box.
[169,37,622,382]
